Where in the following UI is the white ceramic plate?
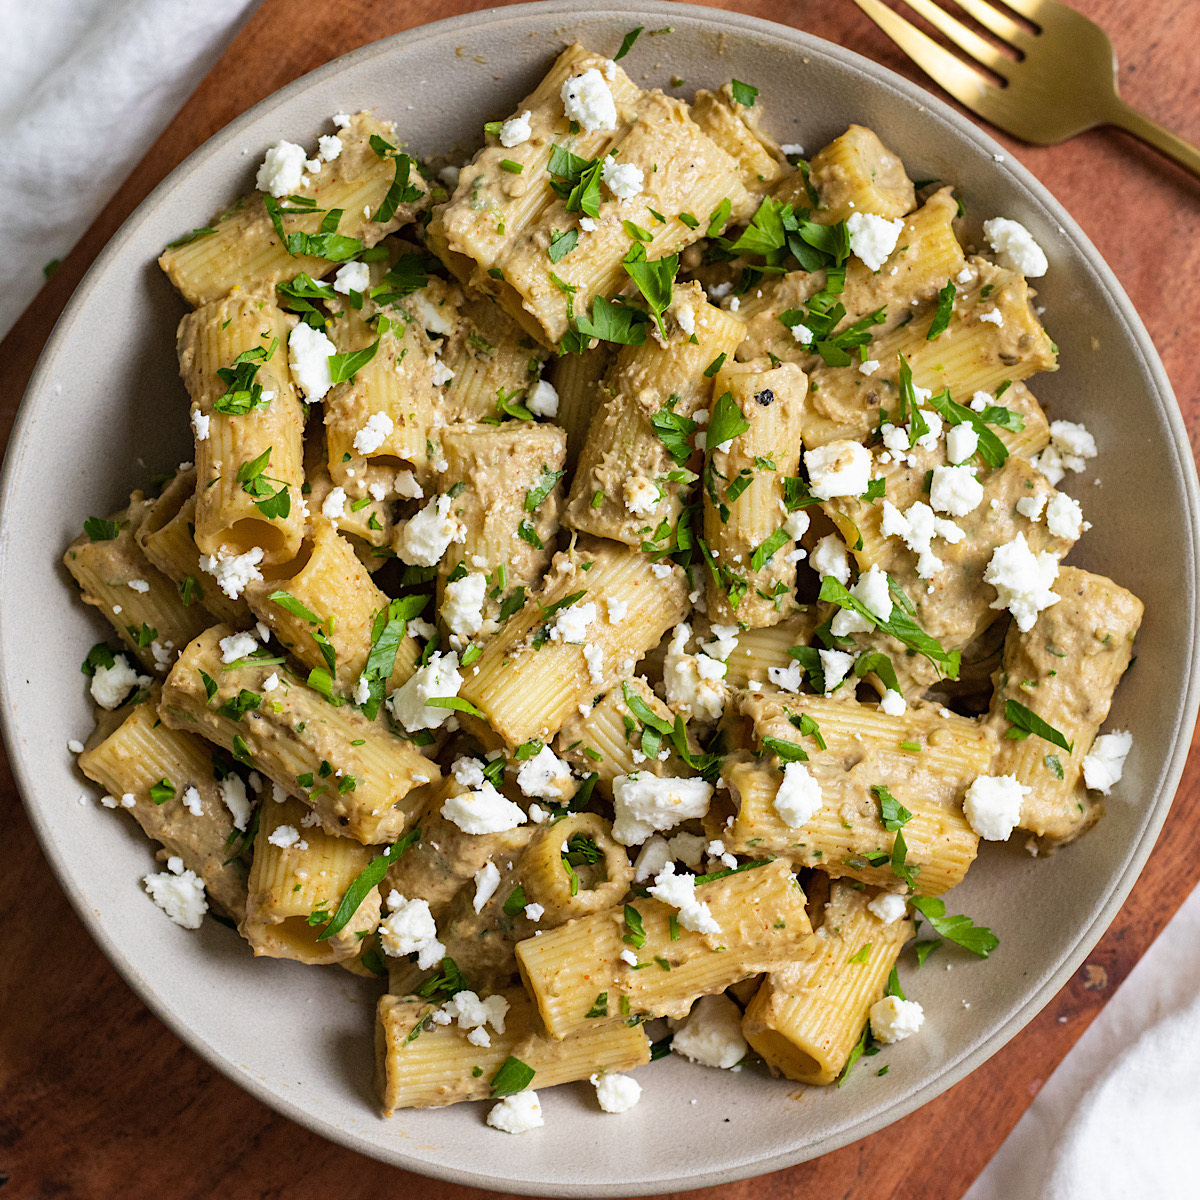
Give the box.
[3,1,1197,1193]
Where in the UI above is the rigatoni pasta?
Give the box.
[68,45,1143,1136]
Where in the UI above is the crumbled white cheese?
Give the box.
[1016,493,1047,522]
[181,786,203,817]
[442,572,487,639]
[396,494,464,566]
[859,358,881,376]
[790,321,814,345]
[880,500,963,580]
[255,141,307,197]
[610,772,713,845]
[394,469,423,499]
[632,835,671,883]
[487,1091,543,1134]
[880,689,907,717]
[964,773,1029,840]
[648,862,720,935]
[623,475,659,515]
[439,164,460,188]
[579,216,598,232]
[67,739,85,755]
[805,440,871,500]
[846,212,904,271]
[430,361,454,387]
[353,411,393,455]
[287,322,335,402]
[190,409,210,441]
[525,902,545,920]
[219,775,251,831]
[333,260,370,295]
[317,133,342,162]
[601,157,644,200]
[200,546,264,600]
[870,995,925,1043]
[1033,420,1097,485]
[499,109,533,147]
[143,857,207,929]
[1045,492,1086,540]
[831,564,893,637]
[663,624,728,724]
[442,767,527,835]
[516,745,573,800]
[672,994,747,1068]
[979,307,1004,326]
[548,600,596,644]
[591,1072,642,1113]
[560,69,617,131]
[984,532,1060,631]
[768,661,804,691]
[219,630,258,664]
[89,654,149,709]
[946,423,978,464]
[773,761,824,828]
[526,379,559,418]
[930,464,984,517]
[1083,730,1132,795]
[442,989,509,1036]
[819,648,855,694]
[262,672,280,693]
[983,216,1048,278]
[332,112,352,128]
[584,643,605,686]
[387,651,463,731]
[321,485,347,520]
[379,892,444,969]
[607,597,628,624]
[267,823,303,849]
[472,861,501,912]
[810,533,851,585]
[867,891,908,924]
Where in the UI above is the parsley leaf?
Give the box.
[622,253,678,340]
[524,466,565,512]
[927,279,955,340]
[328,339,380,384]
[490,1056,536,1097]
[315,827,420,941]
[706,390,750,453]
[730,79,759,107]
[83,517,119,542]
[910,895,999,958]
[1004,699,1073,752]
[614,26,643,59]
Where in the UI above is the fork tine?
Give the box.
[852,0,1000,111]
[900,0,1014,73]
[950,0,1031,47]
[987,0,1048,20]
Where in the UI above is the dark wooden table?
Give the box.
[2,1,1198,1197]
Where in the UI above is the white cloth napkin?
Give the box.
[3,5,1198,1197]
[0,0,261,338]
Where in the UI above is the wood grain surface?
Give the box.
[2,1,1198,1197]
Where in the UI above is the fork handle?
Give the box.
[1107,98,1200,181]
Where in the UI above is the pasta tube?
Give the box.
[516,859,814,1039]
[375,988,649,1114]
[159,625,438,844]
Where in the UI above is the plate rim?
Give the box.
[3,0,1198,1192]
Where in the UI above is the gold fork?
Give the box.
[852,0,1200,179]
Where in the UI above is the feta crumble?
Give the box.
[200,546,264,599]
[811,533,851,585]
[321,486,347,520]
[379,892,444,969]
[591,1072,641,1113]
[143,857,208,929]
[870,995,925,1043]
[267,823,303,849]
[487,1091,543,1134]
[499,109,533,147]
[394,469,423,499]
[647,862,720,935]
[473,861,501,912]
[846,212,904,271]
[333,260,370,295]
[526,378,559,418]
[1045,492,1086,540]
[964,773,1029,840]
[983,216,1048,278]
[396,494,464,567]
[983,533,1060,631]
[880,689,907,717]
[548,600,596,643]
[442,572,487,638]
[672,994,747,1068]
[867,891,908,924]
[601,157,644,200]
[89,654,149,709]
[1082,730,1132,795]
[624,475,659,515]
[190,409,210,441]
[287,322,336,402]
[773,761,823,828]
[664,625,728,723]
[516,745,573,800]
[219,630,258,663]
[819,648,855,694]
[805,440,871,500]
[610,772,713,845]
[560,69,617,132]
[255,141,307,197]
[353,411,394,455]
[929,464,984,518]
[830,563,893,637]
[946,422,979,464]
[387,651,463,731]
[442,763,527,834]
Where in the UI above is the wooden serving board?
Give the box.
[2,1,1198,1196]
